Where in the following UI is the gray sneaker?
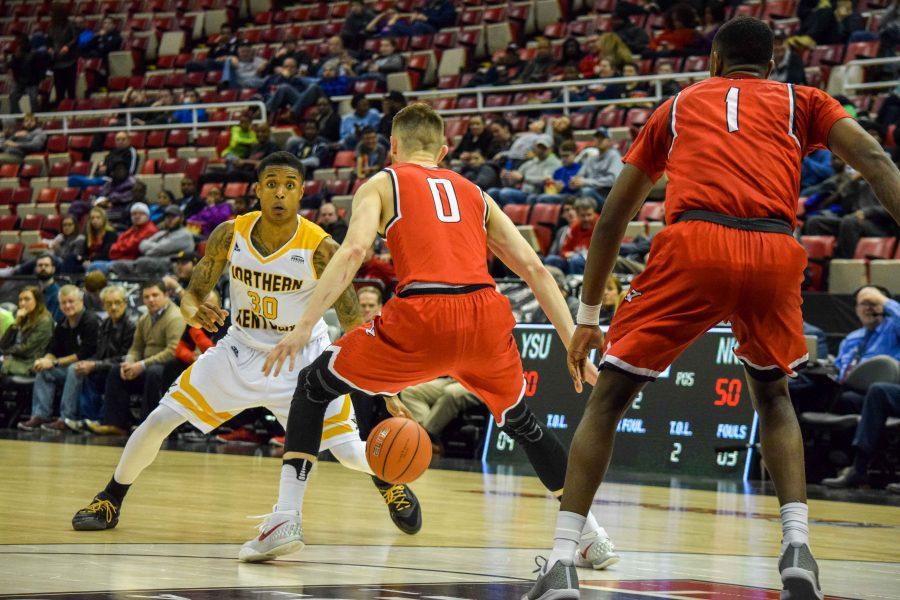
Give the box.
[238,508,304,563]
[522,557,579,600]
[574,529,619,570]
[779,542,823,600]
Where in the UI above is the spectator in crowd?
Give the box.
[168,291,219,385]
[177,178,205,221]
[822,382,900,489]
[94,202,158,270]
[317,37,359,78]
[770,32,807,85]
[543,197,599,274]
[495,43,525,74]
[34,254,63,321]
[223,42,268,89]
[488,136,562,206]
[459,150,501,190]
[389,0,456,36]
[172,90,208,125]
[649,4,701,52]
[9,35,47,113]
[111,206,195,279]
[536,140,582,204]
[268,40,314,75]
[586,59,625,101]
[149,190,175,225]
[358,243,396,290]
[699,1,727,49]
[0,286,53,378]
[68,284,136,427]
[315,97,343,144]
[226,122,282,181]
[188,187,233,238]
[288,121,332,177]
[549,199,578,256]
[800,0,864,44]
[353,127,387,185]
[317,202,348,244]
[611,7,649,55]
[75,208,118,274]
[88,280,185,435]
[801,148,833,190]
[358,38,406,83]
[357,286,383,322]
[163,253,199,305]
[341,94,382,148]
[81,270,106,313]
[0,302,14,338]
[599,275,623,326]
[73,15,93,50]
[570,127,624,205]
[789,286,900,413]
[522,265,579,324]
[559,37,585,72]
[0,216,83,277]
[233,196,255,216]
[221,112,258,162]
[451,115,494,162]
[377,91,407,140]
[341,0,376,52]
[487,118,514,162]
[620,63,651,97]
[18,285,100,432]
[0,114,47,165]
[100,132,140,177]
[84,16,121,59]
[264,57,324,121]
[186,24,239,73]
[48,3,79,104]
[654,61,683,98]
[398,377,480,455]
[97,161,137,224]
[516,37,556,84]
[365,8,403,37]
[580,34,632,76]
[502,119,548,164]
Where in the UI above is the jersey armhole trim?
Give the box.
[667,92,681,156]
[226,218,242,261]
[382,167,402,237]
[479,186,489,231]
[787,83,801,148]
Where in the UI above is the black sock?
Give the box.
[372,475,391,488]
[853,452,869,475]
[103,477,130,505]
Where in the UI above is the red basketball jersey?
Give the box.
[623,76,849,227]
[382,163,495,292]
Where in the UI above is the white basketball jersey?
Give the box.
[226,211,329,350]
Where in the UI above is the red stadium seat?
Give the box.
[801,235,836,259]
[543,22,567,39]
[625,108,652,127]
[19,163,42,179]
[569,111,595,130]
[529,203,561,228]
[0,215,16,231]
[808,44,844,67]
[43,214,62,235]
[844,41,880,63]
[20,214,43,231]
[141,159,157,175]
[70,161,92,176]
[11,188,30,205]
[333,151,356,169]
[503,204,530,225]
[854,237,897,260]
[59,187,80,202]
[47,135,68,153]
[37,188,60,204]
[185,158,208,182]
[224,182,248,198]
[638,202,665,222]
[0,164,19,178]
[325,180,350,196]
[304,180,323,196]
[0,243,23,267]
[595,109,625,127]
[200,183,222,198]
[159,158,187,174]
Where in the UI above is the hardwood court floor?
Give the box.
[1,439,898,599]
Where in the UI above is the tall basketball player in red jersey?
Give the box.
[527,17,900,600]
[249,103,619,568]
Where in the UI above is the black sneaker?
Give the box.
[72,492,120,531]
[372,476,422,535]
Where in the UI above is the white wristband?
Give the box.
[576,301,602,326]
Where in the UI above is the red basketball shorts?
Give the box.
[328,286,526,425]
[602,220,809,380]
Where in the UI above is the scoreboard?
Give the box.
[483,325,759,480]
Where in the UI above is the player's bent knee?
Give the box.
[501,403,543,444]
[295,350,351,406]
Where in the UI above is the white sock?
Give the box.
[780,502,809,550]
[114,404,185,484]
[582,511,606,539]
[275,459,313,514]
[329,439,374,475]
[548,511,586,568]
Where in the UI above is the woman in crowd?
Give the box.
[150,191,175,225]
[76,207,118,271]
[53,215,85,273]
[187,187,232,238]
[600,275,623,326]
[649,4,701,53]
[0,286,54,377]
[559,37,585,72]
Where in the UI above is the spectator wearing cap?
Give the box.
[89,202,158,272]
[188,187,233,238]
[97,161,137,225]
[570,127,624,206]
[341,94,383,148]
[770,32,806,85]
[451,115,494,162]
[353,127,387,186]
[163,252,200,305]
[487,135,562,206]
[535,140,582,204]
[111,206,195,280]
[287,121,332,178]
[378,91,407,140]
[317,202,348,244]
[543,197,599,274]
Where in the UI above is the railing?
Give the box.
[334,71,710,116]
[5,101,267,136]
[842,56,900,93]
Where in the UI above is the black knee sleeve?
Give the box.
[501,403,568,493]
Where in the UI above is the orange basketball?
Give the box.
[366,417,432,484]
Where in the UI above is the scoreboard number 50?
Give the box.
[714,378,742,407]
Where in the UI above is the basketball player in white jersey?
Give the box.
[72,152,422,558]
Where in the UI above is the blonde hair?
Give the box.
[85,207,114,248]
[100,284,126,302]
[391,103,445,154]
[58,284,83,300]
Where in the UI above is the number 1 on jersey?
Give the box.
[427,178,461,223]
[725,87,739,133]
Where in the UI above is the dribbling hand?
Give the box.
[263,324,312,377]
[385,395,413,419]
[567,325,604,393]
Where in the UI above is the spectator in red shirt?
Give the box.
[357,243,396,291]
[90,203,158,273]
[649,4,701,52]
[543,197,599,274]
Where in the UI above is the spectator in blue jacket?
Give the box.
[171,90,208,125]
[535,140,582,204]
[800,149,833,191]
[389,0,457,36]
[340,94,382,148]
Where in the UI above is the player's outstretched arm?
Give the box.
[827,118,900,225]
[313,236,365,332]
[181,221,231,332]
[263,174,383,376]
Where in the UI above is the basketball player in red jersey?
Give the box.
[246,103,620,568]
[527,17,900,600]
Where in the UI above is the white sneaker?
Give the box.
[238,508,304,563]
[574,529,619,570]
[64,418,83,432]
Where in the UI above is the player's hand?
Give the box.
[263,324,311,377]
[385,395,413,419]
[567,325,604,393]
[188,302,228,332]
